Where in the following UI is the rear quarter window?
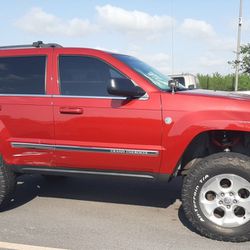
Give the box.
[0,56,46,95]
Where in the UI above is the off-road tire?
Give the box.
[0,157,16,210]
[182,152,250,242]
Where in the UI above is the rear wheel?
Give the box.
[182,152,250,242]
[0,157,16,210]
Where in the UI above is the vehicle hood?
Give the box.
[177,89,250,101]
[160,88,250,114]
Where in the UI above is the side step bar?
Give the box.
[10,166,170,182]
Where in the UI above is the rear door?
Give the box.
[0,49,54,167]
[52,49,163,173]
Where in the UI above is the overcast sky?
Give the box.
[1,0,250,75]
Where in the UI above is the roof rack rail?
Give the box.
[0,41,63,49]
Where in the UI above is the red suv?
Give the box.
[0,41,250,242]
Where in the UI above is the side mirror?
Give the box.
[168,79,179,93]
[107,78,146,98]
[168,79,179,87]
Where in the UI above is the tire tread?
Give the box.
[182,152,250,242]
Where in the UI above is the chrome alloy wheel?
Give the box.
[199,174,250,228]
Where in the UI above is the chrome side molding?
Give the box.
[11,142,159,156]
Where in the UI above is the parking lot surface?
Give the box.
[0,175,249,250]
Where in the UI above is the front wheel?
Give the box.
[182,152,250,242]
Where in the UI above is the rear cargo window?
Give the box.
[0,56,46,95]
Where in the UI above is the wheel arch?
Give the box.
[173,129,250,176]
[0,120,12,162]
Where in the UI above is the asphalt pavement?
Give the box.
[0,174,249,250]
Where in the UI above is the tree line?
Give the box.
[198,73,250,91]
[198,43,250,91]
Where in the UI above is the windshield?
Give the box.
[112,54,186,91]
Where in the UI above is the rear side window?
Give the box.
[0,56,46,94]
[59,56,127,97]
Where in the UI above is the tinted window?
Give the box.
[0,56,46,94]
[112,54,171,91]
[59,56,127,96]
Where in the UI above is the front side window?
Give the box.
[59,56,127,97]
[0,56,46,94]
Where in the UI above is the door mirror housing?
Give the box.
[107,78,146,98]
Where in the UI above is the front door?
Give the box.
[52,51,162,173]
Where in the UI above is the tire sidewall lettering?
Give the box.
[192,174,210,222]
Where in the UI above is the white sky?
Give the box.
[1,0,250,75]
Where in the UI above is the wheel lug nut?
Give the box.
[219,201,223,205]
[227,205,231,209]
[233,200,237,204]
[229,192,233,196]
[221,193,225,197]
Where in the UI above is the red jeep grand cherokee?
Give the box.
[0,41,249,242]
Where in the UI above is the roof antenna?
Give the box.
[171,0,175,75]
